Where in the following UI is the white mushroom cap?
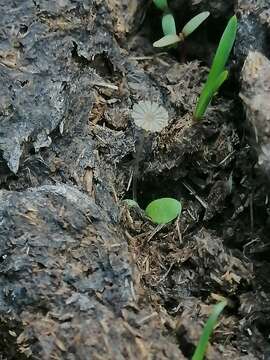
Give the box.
[131,101,169,133]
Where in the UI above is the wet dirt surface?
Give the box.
[1,0,270,359]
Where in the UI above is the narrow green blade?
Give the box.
[153,34,181,48]
[162,13,177,35]
[194,70,228,120]
[153,0,168,11]
[192,301,227,360]
[206,15,237,88]
[182,11,210,37]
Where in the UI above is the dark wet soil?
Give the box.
[1,0,270,359]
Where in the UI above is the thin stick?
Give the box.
[132,131,145,201]
[182,181,208,209]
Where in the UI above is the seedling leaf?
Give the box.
[153,34,181,47]
[194,15,238,120]
[194,70,228,120]
[145,198,182,224]
[153,0,168,11]
[182,11,210,37]
[162,13,177,35]
[206,15,237,88]
[192,301,227,360]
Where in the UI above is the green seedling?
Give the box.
[162,13,177,36]
[153,0,168,11]
[124,197,181,225]
[145,198,182,224]
[192,300,227,360]
[194,15,238,120]
[154,11,210,48]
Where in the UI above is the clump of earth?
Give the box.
[0,0,270,359]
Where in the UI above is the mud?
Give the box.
[1,0,270,359]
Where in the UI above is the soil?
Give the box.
[1,0,270,359]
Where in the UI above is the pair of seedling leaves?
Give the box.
[154,11,210,48]
[153,0,238,120]
[153,0,210,49]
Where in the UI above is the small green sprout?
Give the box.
[123,197,182,225]
[194,15,238,120]
[192,300,227,360]
[153,0,168,11]
[154,12,210,48]
[145,198,182,224]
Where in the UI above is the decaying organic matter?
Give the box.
[1,0,270,359]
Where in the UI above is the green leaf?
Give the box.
[206,15,237,90]
[194,15,238,120]
[153,34,181,48]
[182,11,210,37]
[153,0,168,11]
[194,70,228,120]
[145,198,182,224]
[162,13,176,35]
[192,301,227,360]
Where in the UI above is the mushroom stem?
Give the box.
[132,130,145,202]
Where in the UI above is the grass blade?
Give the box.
[182,11,210,37]
[162,13,177,35]
[192,301,227,360]
[153,0,168,11]
[194,70,228,120]
[193,15,237,120]
[153,34,181,47]
[206,15,237,88]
